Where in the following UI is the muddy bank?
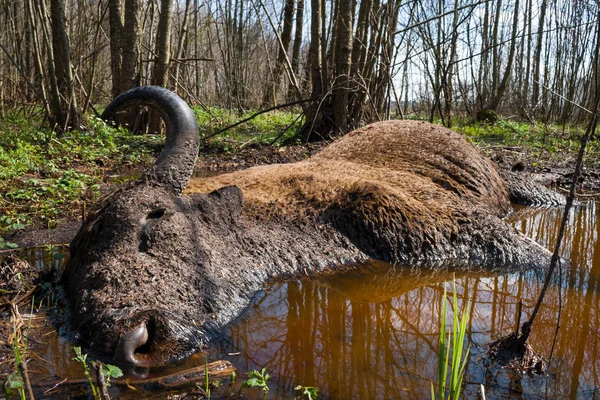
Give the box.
[484,143,600,192]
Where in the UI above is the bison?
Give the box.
[63,86,559,368]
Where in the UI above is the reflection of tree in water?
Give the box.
[219,201,600,399]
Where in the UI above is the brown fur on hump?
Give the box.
[187,120,509,262]
[187,120,508,216]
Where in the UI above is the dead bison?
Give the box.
[63,86,556,368]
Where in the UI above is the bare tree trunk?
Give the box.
[109,0,142,96]
[50,0,83,131]
[476,0,490,111]
[262,0,294,107]
[309,0,323,99]
[443,0,460,127]
[531,0,547,110]
[488,0,520,110]
[24,0,50,116]
[332,0,353,134]
[153,0,173,87]
[491,0,502,93]
[348,0,372,123]
[172,0,192,90]
[288,0,305,100]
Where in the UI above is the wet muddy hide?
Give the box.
[63,86,560,369]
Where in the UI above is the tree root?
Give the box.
[487,333,547,374]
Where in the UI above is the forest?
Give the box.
[1,0,599,137]
[2,0,600,399]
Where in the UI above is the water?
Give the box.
[217,200,600,399]
[3,200,600,399]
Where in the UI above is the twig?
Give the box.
[18,361,36,400]
[0,286,37,311]
[93,362,111,400]
[479,384,486,400]
[33,360,235,390]
[268,113,305,145]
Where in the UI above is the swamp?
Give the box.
[1,110,600,399]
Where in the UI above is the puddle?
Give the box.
[1,200,600,398]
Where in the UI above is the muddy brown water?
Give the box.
[2,200,600,399]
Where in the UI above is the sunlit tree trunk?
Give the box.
[289,0,305,100]
[109,0,142,97]
[531,0,547,110]
[488,0,520,111]
[153,0,173,87]
[50,0,83,131]
[332,0,353,134]
[262,0,294,107]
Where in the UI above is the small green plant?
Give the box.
[7,336,26,400]
[0,236,18,249]
[195,356,212,399]
[101,362,123,386]
[295,384,318,399]
[4,370,25,399]
[432,281,471,400]
[4,307,35,400]
[72,346,123,398]
[73,346,100,398]
[243,368,271,399]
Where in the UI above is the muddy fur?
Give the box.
[64,114,558,367]
[188,120,551,266]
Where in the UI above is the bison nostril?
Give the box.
[114,322,152,366]
[147,209,165,219]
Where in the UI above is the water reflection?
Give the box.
[219,200,600,399]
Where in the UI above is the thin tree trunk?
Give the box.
[332,0,353,134]
[172,0,192,89]
[288,0,305,100]
[531,0,547,109]
[262,0,294,107]
[153,0,173,87]
[488,0,520,110]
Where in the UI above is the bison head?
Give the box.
[63,87,243,367]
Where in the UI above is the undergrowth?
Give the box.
[0,112,160,246]
[454,119,600,168]
[195,106,304,151]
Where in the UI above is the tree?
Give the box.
[331,0,354,134]
[153,0,174,87]
[109,0,143,97]
[262,0,295,107]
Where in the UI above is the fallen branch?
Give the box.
[202,98,313,141]
[19,360,36,400]
[33,360,235,391]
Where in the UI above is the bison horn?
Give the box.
[114,322,151,367]
[101,86,200,194]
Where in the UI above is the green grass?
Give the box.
[195,106,304,149]
[432,281,471,400]
[0,112,160,245]
[454,119,600,167]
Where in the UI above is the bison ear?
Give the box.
[194,185,244,222]
[209,185,243,207]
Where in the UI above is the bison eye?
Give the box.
[147,209,166,219]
